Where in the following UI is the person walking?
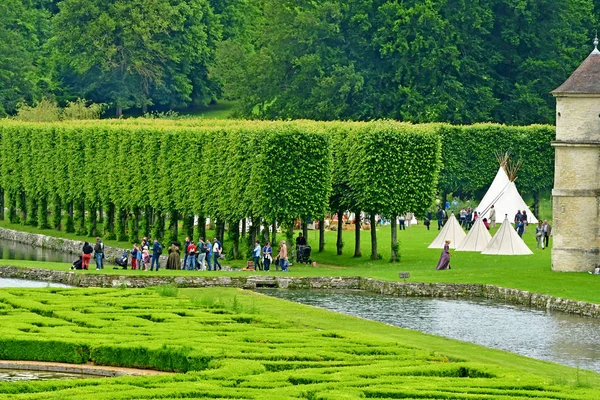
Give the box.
[212,238,222,271]
[166,242,181,270]
[262,241,272,271]
[142,246,150,271]
[516,220,525,238]
[252,240,262,270]
[278,240,288,272]
[542,220,552,249]
[131,244,139,270]
[81,241,93,270]
[182,237,190,271]
[151,239,162,271]
[197,238,207,270]
[186,240,197,270]
[489,205,496,229]
[535,221,544,250]
[436,207,444,230]
[93,237,104,270]
[435,240,451,270]
[205,238,213,271]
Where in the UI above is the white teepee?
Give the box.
[455,218,492,252]
[428,213,466,250]
[476,167,538,224]
[481,215,533,255]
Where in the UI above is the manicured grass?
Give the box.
[3,218,599,304]
[0,287,598,399]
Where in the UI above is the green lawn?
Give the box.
[0,286,598,399]
[2,218,599,304]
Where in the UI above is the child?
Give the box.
[142,246,151,271]
[131,244,139,270]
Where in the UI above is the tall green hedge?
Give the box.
[0,119,553,260]
[437,124,555,207]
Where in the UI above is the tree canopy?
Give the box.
[0,0,597,122]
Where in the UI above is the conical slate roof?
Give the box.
[481,216,533,256]
[428,213,466,250]
[455,218,492,252]
[552,41,600,95]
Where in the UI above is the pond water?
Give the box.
[260,289,600,373]
[0,369,95,382]
[0,238,74,264]
[0,278,71,288]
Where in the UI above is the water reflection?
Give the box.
[0,278,71,288]
[0,238,74,264]
[260,289,600,372]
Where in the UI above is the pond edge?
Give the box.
[1,266,599,319]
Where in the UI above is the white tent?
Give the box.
[428,213,466,250]
[481,215,533,255]
[476,167,538,224]
[455,218,492,252]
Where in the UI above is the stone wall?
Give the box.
[0,227,169,265]
[1,266,599,319]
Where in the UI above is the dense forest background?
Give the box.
[2,0,599,124]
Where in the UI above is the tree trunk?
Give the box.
[271,222,277,245]
[98,205,103,224]
[391,215,398,263]
[0,188,4,220]
[241,219,247,238]
[116,208,127,242]
[231,219,240,260]
[168,210,179,242]
[128,208,140,243]
[19,192,26,224]
[354,212,361,257]
[533,191,540,217]
[66,201,75,233]
[198,215,206,240]
[87,205,97,237]
[37,196,49,229]
[262,219,270,244]
[336,208,343,255]
[319,219,325,252]
[52,196,61,231]
[116,105,123,118]
[217,220,225,243]
[25,196,37,226]
[7,191,18,224]
[302,221,308,244]
[104,203,116,240]
[75,200,85,235]
[370,214,378,260]
[152,210,165,240]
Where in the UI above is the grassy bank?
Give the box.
[2,219,599,304]
[0,286,597,399]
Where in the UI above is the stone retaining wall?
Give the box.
[0,227,168,264]
[1,266,599,319]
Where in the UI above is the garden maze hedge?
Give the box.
[0,287,597,399]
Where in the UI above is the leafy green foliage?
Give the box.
[216,0,593,124]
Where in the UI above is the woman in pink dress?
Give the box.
[435,240,451,270]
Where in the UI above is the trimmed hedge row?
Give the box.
[0,120,442,251]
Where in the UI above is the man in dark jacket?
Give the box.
[151,239,162,271]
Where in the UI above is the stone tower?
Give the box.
[551,39,600,272]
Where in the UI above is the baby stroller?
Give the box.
[296,245,312,264]
[114,251,128,269]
